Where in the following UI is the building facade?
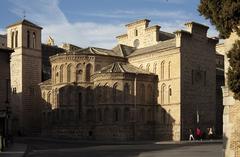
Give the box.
[0,18,224,141]
[0,47,13,139]
[38,19,221,141]
[217,32,240,157]
[5,20,64,135]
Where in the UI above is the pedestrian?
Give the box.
[208,127,213,140]
[196,127,202,140]
[189,129,195,141]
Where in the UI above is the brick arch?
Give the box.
[85,63,93,82]
[76,63,83,82]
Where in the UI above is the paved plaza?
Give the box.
[25,141,223,157]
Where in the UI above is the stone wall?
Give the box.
[221,32,240,157]
[179,24,218,139]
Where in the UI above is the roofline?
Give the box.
[6,19,43,29]
[125,19,150,27]
[49,53,127,62]
[184,21,209,29]
[127,47,178,58]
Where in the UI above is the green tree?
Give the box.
[198,0,240,39]
[199,0,240,100]
[227,40,240,100]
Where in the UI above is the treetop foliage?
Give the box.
[198,0,240,39]
[227,40,240,100]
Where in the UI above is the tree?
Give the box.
[227,40,240,100]
[198,0,240,39]
[199,0,240,100]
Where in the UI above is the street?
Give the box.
[26,141,223,157]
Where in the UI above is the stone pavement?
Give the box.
[0,143,28,157]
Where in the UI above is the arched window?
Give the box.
[112,83,118,103]
[86,64,92,82]
[67,64,72,82]
[147,84,153,104]
[153,63,157,73]
[168,61,171,79]
[60,65,64,83]
[76,64,82,82]
[161,61,165,80]
[146,63,150,71]
[11,31,14,48]
[135,29,138,36]
[168,85,172,103]
[123,83,130,103]
[124,107,130,122]
[140,83,145,104]
[33,32,36,48]
[27,31,30,48]
[15,31,18,47]
[114,108,121,122]
[54,66,58,84]
[161,84,166,104]
[47,92,51,104]
[139,64,143,69]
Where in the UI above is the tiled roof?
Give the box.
[72,47,124,57]
[98,62,152,74]
[128,39,176,57]
[7,19,42,29]
[112,44,135,57]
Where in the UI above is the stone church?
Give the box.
[1,18,224,141]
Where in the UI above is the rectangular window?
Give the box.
[191,70,194,85]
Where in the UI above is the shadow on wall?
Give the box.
[40,84,175,141]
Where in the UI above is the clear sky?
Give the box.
[0,0,218,48]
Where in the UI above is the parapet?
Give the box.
[185,22,209,37]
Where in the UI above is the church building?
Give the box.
[0,19,223,141]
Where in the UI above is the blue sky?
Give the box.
[0,0,218,48]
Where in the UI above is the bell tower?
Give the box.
[7,19,42,134]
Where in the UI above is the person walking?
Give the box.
[189,129,195,141]
[208,127,213,140]
[196,127,202,140]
